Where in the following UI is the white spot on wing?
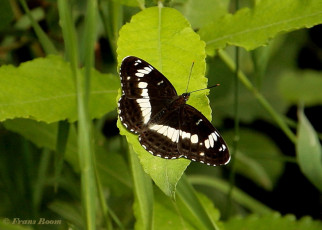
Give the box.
[171,130,179,143]
[142,108,151,116]
[208,134,214,147]
[135,72,144,77]
[158,125,168,135]
[138,69,150,74]
[140,89,149,97]
[144,66,153,72]
[191,134,198,144]
[205,139,210,149]
[137,101,150,107]
[196,119,202,125]
[150,124,180,143]
[181,131,191,139]
[138,82,148,88]
[136,98,151,124]
[157,80,164,86]
[211,132,218,142]
[166,127,175,140]
[136,98,148,103]
[151,124,162,130]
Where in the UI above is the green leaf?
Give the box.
[207,55,288,124]
[152,188,196,230]
[224,212,322,230]
[0,0,14,30]
[95,135,133,196]
[279,70,322,106]
[130,146,154,230]
[176,0,229,29]
[0,55,118,122]
[114,0,143,7]
[189,176,272,214]
[49,201,84,227]
[225,129,284,190]
[3,119,79,171]
[117,6,208,197]
[4,118,133,196]
[151,187,221,230]
[177,175,219,229]
[198,0,322,54]
[296,109,322,192]
[0,219,33,230]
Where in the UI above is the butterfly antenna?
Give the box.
[185,61,195,93]
[189,84,220,94]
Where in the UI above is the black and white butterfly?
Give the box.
[118,56,230,166]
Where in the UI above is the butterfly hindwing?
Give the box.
[139,107,181,159]
[178,105,230,166]
[119,97,175,133]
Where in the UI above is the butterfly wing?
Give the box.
[178,104,230,166]
[138,102,230,166]
[138,107,181,159]
[119,56,177,98]
[118,56,177,133]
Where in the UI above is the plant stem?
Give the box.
[218,49,297,144]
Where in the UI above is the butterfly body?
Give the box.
[118,56,230,166]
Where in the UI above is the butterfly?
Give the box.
[118,56,230,166]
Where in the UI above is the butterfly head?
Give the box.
[182,93,190,101]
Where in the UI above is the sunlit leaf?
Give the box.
[0,55,118,123]
[176,0,229,29]
[296,109,322,192]
[117,6,208,197]
[224,212,322,230]
[199,0,322,54]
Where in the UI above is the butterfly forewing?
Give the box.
[120,56,177,98]
[119,56,178,133]
[118,56,230,166]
